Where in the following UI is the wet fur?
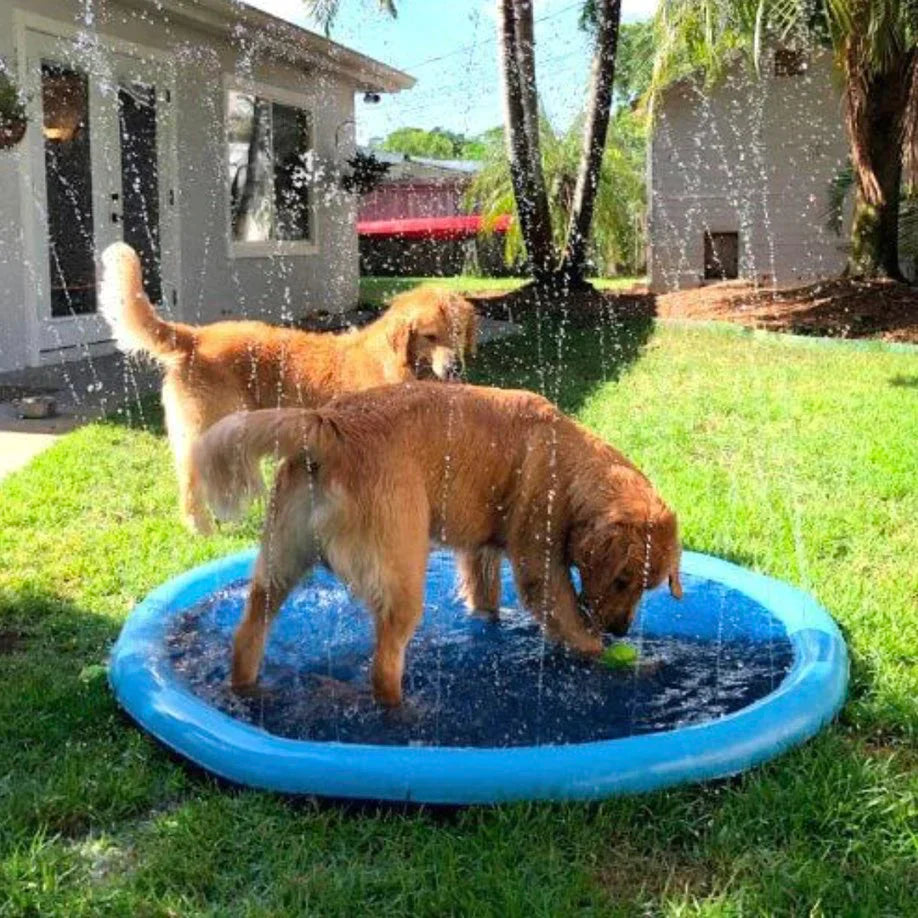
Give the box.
[100,243,477,532]
[192,383,683,707]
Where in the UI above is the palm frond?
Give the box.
[302,0,396,35]
[823,161,854,234]
[466,108,647,275]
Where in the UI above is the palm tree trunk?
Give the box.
[559,0,622,286]
[844,42,913,279]
[497,0,554,280]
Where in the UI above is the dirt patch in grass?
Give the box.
[0,628,24,654]
[466,276,918,343]
[595,843,719,904]
[656,277,918,343]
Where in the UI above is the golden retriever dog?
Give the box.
[191,383,683,707]
[99,243,477,532]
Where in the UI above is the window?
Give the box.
[41,63,97,316]
[774,49,807,77]
[704,231,739,280]
[227,88,315,254]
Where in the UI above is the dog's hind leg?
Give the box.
[232,461,321,691]
[456,547,502,618]
[369,560,427,707]
[361,516,429,708]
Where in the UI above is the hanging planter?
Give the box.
[0,72,27,150]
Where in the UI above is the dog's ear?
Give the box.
[386,317,415,367]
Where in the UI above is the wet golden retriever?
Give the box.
[99,243,477,533]
[191,383,683,707]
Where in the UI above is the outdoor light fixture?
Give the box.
[41,71,84,143]
[363,92,381,104]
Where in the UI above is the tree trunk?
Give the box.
[559,0,622,286]
[843,43,912,279]
[497,0,554,281]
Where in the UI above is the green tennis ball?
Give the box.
[601,643,639,668]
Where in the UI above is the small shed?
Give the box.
[647,48,850,292]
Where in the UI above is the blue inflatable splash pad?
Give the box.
[109,550,847,803]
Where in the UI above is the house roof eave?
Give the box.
[121,0,415,93]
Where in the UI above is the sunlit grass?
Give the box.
[1,319,916,914]
[358,274,645,307]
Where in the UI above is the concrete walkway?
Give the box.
[0,352,159,480]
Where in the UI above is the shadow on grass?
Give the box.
[470,312,656,415]
[103,392,165,435]
[889,374,918,388]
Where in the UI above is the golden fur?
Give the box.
[192,383,683,707]
[99,243,477,532]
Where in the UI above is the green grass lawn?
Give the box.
[358,274,643,308]
[1,318,917,915]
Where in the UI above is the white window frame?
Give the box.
[224,76,319,259]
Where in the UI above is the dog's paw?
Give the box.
[383,697,428,725]
[231,680,272,699]
[466,605,500,623]
[311,674,370,704]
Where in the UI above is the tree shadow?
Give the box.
[468,290,657,414]
[100,392,165,435]
[889,374,918,388]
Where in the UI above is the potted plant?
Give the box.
[0,71,27,150]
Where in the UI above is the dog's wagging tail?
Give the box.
[192,385,683,707]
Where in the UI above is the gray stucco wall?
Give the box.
[0,0,362,371]
[648,50,851,293]
[0,4,28,372]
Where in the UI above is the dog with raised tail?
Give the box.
[192,383,683,707]
[99,243,477,533]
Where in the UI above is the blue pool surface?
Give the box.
[109,549,848,803]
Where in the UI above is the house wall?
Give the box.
[360,181,468,222]
[0,0,361,372]
[648,50,850,293]
[0,8,28,372]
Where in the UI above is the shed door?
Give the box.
[703,231,739,280]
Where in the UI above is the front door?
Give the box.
[24,29,176,360]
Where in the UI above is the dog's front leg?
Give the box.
[510,553,602,657]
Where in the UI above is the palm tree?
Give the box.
[496,0,625,288]
[558,0,623,286]
[468,110,646,277]
[647,0,918,281]
[308,0,628,291]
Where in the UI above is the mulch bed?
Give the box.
[655,277,918,344]
[470,277,918,344]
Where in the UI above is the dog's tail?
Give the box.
[100,243,195,361]
[191,408,340,522]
